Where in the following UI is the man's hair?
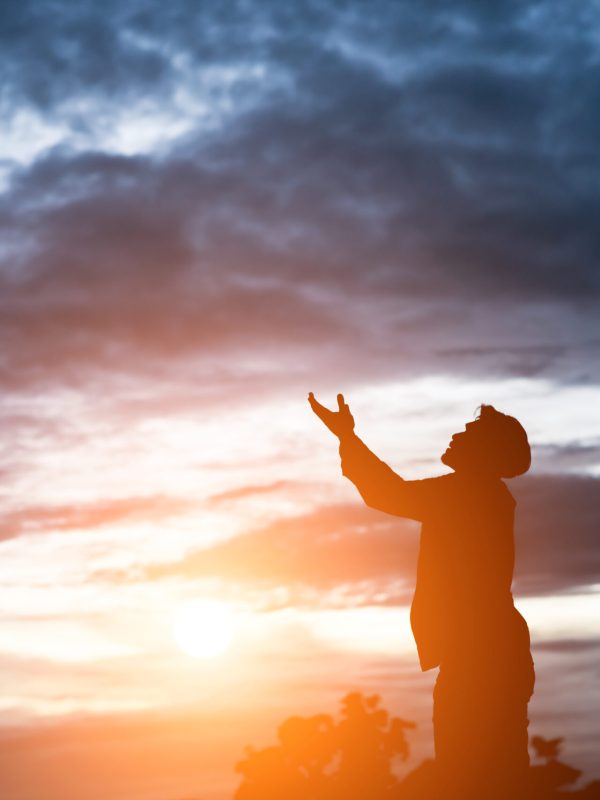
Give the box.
[476,404,531,478]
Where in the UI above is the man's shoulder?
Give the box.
[411,472,455,498]
[418,472,455,488]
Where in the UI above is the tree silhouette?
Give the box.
[234,693,600,800]
[532,736,564,761]
[529,734,590,799]
[234,692,414,800]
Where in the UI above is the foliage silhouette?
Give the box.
[528,735,600,799]
[234,692,414,800]
[234,692,600,800]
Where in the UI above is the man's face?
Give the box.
[441,420,488,474]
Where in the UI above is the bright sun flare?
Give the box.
[173,599,236,659]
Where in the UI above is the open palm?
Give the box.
[308,392,355,438]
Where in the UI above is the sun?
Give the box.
[173,599,236,659]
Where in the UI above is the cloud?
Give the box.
[131,474,600,603]
[512,475,600,596]
[532,638,600,654]
[0,1,178,113]
[207,480,294,504]
[143,502,418,601]
[0,704,247,800]
[532,441,600,474]
[0,0,598,404]
[0,495,193,542]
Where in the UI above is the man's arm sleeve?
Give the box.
[339,433,438,521]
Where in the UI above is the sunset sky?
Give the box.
[1,1,599,798]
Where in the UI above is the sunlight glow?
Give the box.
[173,599,236,659]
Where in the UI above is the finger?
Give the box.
[309,393,329,415]
[337,393,345,411]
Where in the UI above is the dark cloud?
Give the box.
[532,638,600,654]
[0,0,598,401]
[0,1,172,110]
[434,343,600,385]
[130,474,600,602]
[512,475,600,596]
[532,441,600,473]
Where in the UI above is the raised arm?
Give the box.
[308,392,436,521]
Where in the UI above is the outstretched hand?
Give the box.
[308,392,355,439]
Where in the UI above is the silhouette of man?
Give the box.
[308,392,535,800]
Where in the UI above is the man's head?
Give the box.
[441,405,531,479]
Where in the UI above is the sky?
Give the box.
[1,1,599,798]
